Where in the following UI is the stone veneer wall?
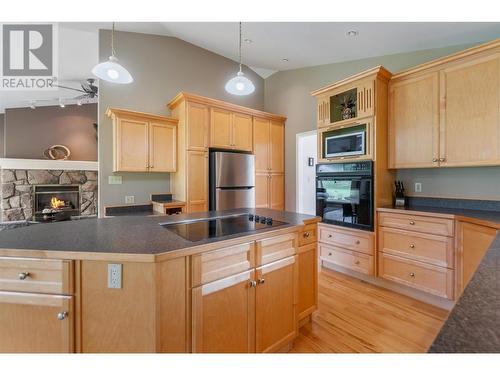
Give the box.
[1,169,98,221]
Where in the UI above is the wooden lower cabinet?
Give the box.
[192,270,255,353]
[256,256,297,353]
[297,243,318,320]
[0,292,73,353]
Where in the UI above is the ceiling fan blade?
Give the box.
[54,84,86,94]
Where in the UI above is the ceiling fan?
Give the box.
[54,78,99,100]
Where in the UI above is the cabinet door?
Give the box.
[255,173,270,208]
[255,256,297,353]
[297,243,318,320]
[210,107,233,149]
[389,73,440,168]
[114,117,149,172]
[269,173,285,211]
[149,121,177,172]
[0,292,73,353]
[357,80,375,118]
[187,101,209,151]
[317,96,330,127]
[440,54,500,166]
[253,117,271,173]
[187,150,208,212]
[232,112,253,151]
[269,121,285,173]
[192,270,255,353]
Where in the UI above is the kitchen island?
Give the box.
[0,209,319,353]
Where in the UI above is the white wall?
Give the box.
[296,131,317,215]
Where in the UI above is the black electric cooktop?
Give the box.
[160,214,287,242]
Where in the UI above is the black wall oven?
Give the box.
[316,161,373,231]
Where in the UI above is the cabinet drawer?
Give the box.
[0,257,73,294]
[379,212,454,237]
[298,224,317,246]
[318,225,374,255]
[320,244,373,276]
[192,242,254,286]
[378,253,454,299]
[379,227,454,268]
[256,232,297,266]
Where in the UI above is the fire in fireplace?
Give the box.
[34,185,80,222]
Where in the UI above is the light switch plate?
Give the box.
[125,196,135,204]
[107,264,122,289]
[108,175,122,185]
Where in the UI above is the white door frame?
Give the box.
[295,130,317,214]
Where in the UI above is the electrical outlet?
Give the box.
[108,175,122,185]
[125,196,135,204]
[107,264,122,289]
[414,182,422,193]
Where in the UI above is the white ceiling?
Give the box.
[1,22,499,112]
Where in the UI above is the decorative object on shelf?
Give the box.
[92,22,133,84]
[225,22,255,96]
[43,144,71,160]
[339,94,356,120]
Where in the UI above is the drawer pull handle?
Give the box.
[355,240,360,245]
[409,272,415,277]
[18,272,30,280]
[257,278,265,285]
[409,221,415,225]
[328,252,332,256]
[409,244,415,248]
[249,280,257,288]
[57,311,68,321]
[303,232,310,238]
[328,234,333,238]
[354,260,360,265]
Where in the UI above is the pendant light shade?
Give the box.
[92,23,133,84]
[225,22,254,96]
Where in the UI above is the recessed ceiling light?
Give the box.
[244,38,253,44]
[346,30,359,37]
[282,58,289,62]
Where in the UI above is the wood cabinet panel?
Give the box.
[318,225,374,255]
[319,243,374,275]
[299,224,317,247]
[192,270,255,353]
[256,232,297,266]
[115,117,149,172]
[210,108,232,149]
[0,257,73,294]
[357,80,375,118]
[253,117,271,173]
[378,212,454,237]
[389,73,440,168]
[255,173,269,208]
[297,243,318,320]
[269,173,285,210]
[255,256,297,353]
[232,113,253,151]
[149,121,177,172]
[270,121,285,173]
[440,54,500,166]
[186,101,208,151]
[186,151,208,212]
[0,292,73,353]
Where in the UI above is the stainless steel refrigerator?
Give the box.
[209,151,255,210]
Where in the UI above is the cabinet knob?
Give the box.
[257,278,265,285]
[328,252,332,256]
[303,232,310,238]
[355,240,360,245]
[354,260,360,265]
[328,234,333,238]
[18,272,30,280]
[409,221,415,225]
[409,272,415,277]
[57,311,68,320]
[409,244,415,248]
[249,280,257,288]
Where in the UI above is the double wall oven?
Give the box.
[316,161,373,231]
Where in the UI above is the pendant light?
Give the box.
[225,22,255,96]
[92,23,133,84]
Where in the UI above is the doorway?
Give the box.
[296,130,317,215]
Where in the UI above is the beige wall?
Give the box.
[98,30,264,216]
[264,41,500,210]
[3,104,97,161]
[0,113,4,157]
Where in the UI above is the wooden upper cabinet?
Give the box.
[210,107,233,149]
[149,121,177,172]
[317,96,330,126]
[255,173,270,208]
[255,256,297,353]
[107,108,178,173]
[439,54,500,167]
[270,121,285,173]
[187,150,208,212]
[253,117,271,173]
[192,270,255,353]
[357,80,375,118]
[187,101,209,151]
[389,73,440,168]
[232,113,253,151]
[0,292,73,353]
[114,117,149,172]
[269,174,285,210]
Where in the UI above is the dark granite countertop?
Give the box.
[429,235,500,353]
[0,208,317,256]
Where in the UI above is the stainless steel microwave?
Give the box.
[324,130,365,158]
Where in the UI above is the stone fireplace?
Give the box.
[1,169,97,222]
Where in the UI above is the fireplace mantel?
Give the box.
[0,158,98,171]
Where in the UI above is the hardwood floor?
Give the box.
[291,268,449,353]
